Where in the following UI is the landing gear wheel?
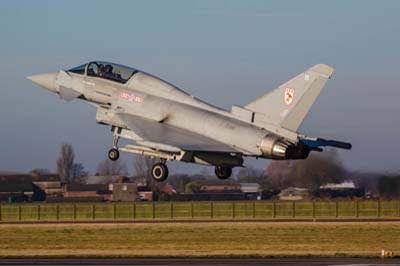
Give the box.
[151,163,169,182]
[215,166,232,180]
[108,148,119,161]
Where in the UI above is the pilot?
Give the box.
[98,64,105,77]
[105,64,113,74]
[104,64,114,79]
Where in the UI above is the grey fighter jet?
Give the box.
[27,61,351,182]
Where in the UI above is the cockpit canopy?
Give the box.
[68,61,138,84]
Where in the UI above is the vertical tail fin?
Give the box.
[245,64,334,131]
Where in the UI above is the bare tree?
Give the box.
[30,168,51,175]
[133,156,165,194]
[96,158,128,176]
[265,160,292,190]
[289,149,346,190]
[236,165,270,191]
[237,165,264,182]
[132,155,156,179]
[56,143,75,182]
[72,163,89,178]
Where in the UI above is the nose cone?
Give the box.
[27,72,58,92]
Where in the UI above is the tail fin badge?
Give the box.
[284,87,295,105]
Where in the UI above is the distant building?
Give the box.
[138,186,153,201]
[179,180,246,201]
[199,180,241,193]
[0,173,60,202]
[62,184,111,202]
[240,183,262,200]
[278,187,310,201]
[33,178,62,196]
[77,175,128,185]
[317,180,364,198]
[240,183,261,193]
[162,183,177,195]
[320,181,356,189]
[109,183,137,202]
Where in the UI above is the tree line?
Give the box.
[31,143,400,198]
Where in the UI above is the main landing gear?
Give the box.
[107,131,169,182]
[107,133,230,182]
[151,161,169,182]
[215,166,232,180]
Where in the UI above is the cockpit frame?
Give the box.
[68,61,138,84]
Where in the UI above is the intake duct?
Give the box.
[260,134,310,160]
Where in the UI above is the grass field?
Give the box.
[1,200,399,222]
[0,222,399,258]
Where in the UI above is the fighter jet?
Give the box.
[27,61,351,182]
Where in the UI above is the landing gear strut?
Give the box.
[151,161,169,182]
[108,134,120,161]
[215,166,232,179]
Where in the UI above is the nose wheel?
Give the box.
[108,148,119,161]
[215,166,232,179]
[108,132,120,161]
[151,162,169,182]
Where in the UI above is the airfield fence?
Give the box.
[0,200,399,222]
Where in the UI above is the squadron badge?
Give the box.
[284,87,294,105]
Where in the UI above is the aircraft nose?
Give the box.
[27,72,58,93]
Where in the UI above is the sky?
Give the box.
[0,0,399,175]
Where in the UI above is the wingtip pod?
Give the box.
[309,64,335,78]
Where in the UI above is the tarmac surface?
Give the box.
[0,258,399,266]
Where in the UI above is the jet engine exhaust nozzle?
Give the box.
[260,134,310,160]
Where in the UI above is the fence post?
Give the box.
[113,204,117,220]
[232,202,235,219]
[152,203,155,220]
[378,200,381,218]
[312,201,315,218]
[191,202,194,219]
[335,201,339,218]
[171,203,173,220]
[18,205,22,221]
[355,200,359,218]
[272,202,276,218]
[132,203,136,220]
[56,205,59,221]
[38,205,41,221]
[292,202,295,218]
[253,202,256,218]
[398,200,400,217]
[73,204,76,221]
[92,204,95,220]
[211,202,213,219]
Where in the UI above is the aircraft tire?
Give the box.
[151,163,168,182]
[215,166,232,179]
[108,148,119,161]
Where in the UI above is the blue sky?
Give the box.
[1,0,399,175]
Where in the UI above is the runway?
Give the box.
[0,258,399,266]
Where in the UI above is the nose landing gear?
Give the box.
[108,134,120,161]
[108,148,120,161]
